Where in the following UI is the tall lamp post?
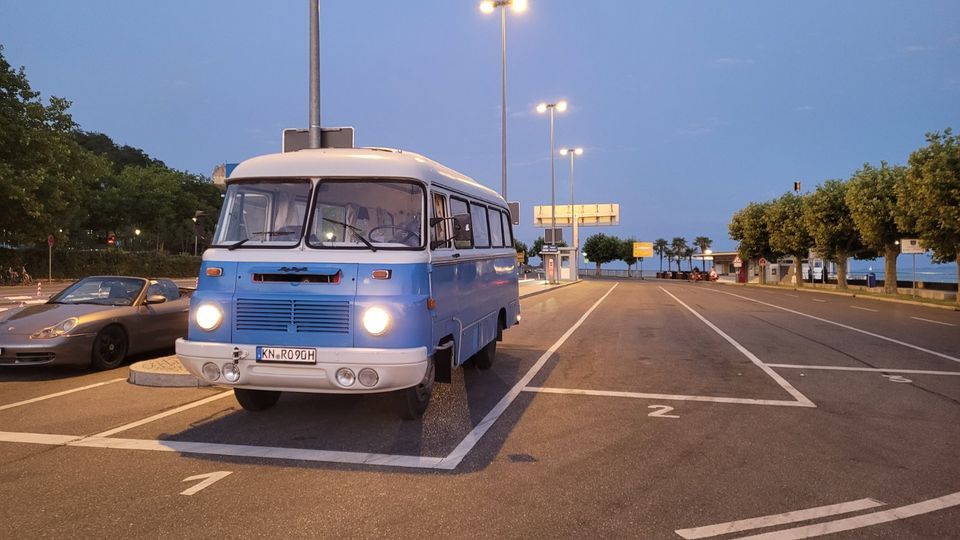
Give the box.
[134,228,141,252]
[479,0,528,200]
[536,100,567,246]
[559,147,583,280]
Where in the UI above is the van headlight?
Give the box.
[361,306,390,336]
[195,303,223,331]
[31,317,78,339]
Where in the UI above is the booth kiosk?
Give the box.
[541,247,578,284]
[558,246,578,282]
[541,246,561,284]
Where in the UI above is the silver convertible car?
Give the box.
[0,276,192,370]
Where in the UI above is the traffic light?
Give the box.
[793,181,801,192]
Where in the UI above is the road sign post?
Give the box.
[900,238,924,298]
[47,234,55,283]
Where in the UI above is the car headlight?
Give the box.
[361,306,390,336]
[31,318,78,339]
[195,303,223,331]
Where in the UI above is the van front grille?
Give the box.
[235,298,350,334]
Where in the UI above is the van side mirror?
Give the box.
[451,213,472,242]
[429,213,473,250]
[145,295,167,305]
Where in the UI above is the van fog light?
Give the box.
[202,362,221,382]
[358,368,379,387]
[335,368,356,387]
[222,363,240,383]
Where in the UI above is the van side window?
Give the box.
[487,207,504,247]
[431,192,450,249]
[449,197,472,249]
[470,203,490,248]
[500,210,513,247]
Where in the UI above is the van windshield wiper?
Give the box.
[322,218,377,252]
[226,230,297,251]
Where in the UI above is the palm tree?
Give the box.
[653,238,668,272]
[670,237,688,272]
[694,236,713,270]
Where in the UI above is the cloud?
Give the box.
[714,57,755,66]
[794,105,815,113]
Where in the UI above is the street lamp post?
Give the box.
[559,147,583,281]
[134,228,141,252]
[536,100,567,246]
[480,0,527,200]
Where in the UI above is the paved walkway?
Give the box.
[128,279,583,387]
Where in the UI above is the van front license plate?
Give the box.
[256,346,317,364]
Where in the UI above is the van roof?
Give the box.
[229,148,504,205]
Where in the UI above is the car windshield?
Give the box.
[51,277,146,306]
[212,180,312,248]
[307,180,424,250]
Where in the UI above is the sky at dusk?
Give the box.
[1,1,958,267]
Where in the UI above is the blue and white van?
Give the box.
[176,147,520,418]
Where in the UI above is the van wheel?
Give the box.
[396,360,434,420]
[234,388,281,411]
[473,339,497,370]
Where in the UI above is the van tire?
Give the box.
[396,359,434,420]
[234,388,281,411]
[473,339,496,370]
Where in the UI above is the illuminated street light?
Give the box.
[480,0,527,200]
[537,101,568,248]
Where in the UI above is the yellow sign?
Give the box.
[633,241,653,258]
[516,251,525,265]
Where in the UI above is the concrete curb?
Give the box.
[710,279,960,311]
[128,356,210,387]
[518,279,582,299]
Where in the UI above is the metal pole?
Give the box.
[48,243,52,282]
[500,6,507,200]
[308,0,321,149]
[912,253,916,298]
[569,152,577,281]
[194,234,198,257]
[549,107,555,246]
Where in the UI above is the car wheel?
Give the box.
[234,388,281,411]
[472,339,497,370]
[89,325,128,371]
[395,359,434,420]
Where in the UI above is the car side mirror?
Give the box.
[145,295,167,305]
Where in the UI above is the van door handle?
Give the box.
[452,253,460,258]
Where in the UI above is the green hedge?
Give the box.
[0,248,201,280]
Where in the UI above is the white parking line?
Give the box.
[437,283,620,469]
[523,387,814,408]
[811,298,827,303]
[911,316,956,327]
[0,379,125,412]
[850,305,878,312]
[675,497,884,539]
[766,364,960,376]
[736,490,960,540]
[785,294,799,298]
[6,296,33,301]
[702,288,960,365]
[660,287,815,407]
[92,391,234,437]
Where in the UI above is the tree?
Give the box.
[583,233,620,275]
[729,202,775,284]
[670,237,688,272]
[766,193,813,287]
[846,162,908,293]
[898,129,960,304]
[693,236,713,271]
[653,238,668,272]
[802,179,864,289]
[0,45,111,244]
[620,237,638,277]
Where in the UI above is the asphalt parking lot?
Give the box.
[1,280,958,538]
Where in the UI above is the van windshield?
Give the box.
[212,181,311,248]
[307,180,424,250]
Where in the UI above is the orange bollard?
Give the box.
[37,282,42,296]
